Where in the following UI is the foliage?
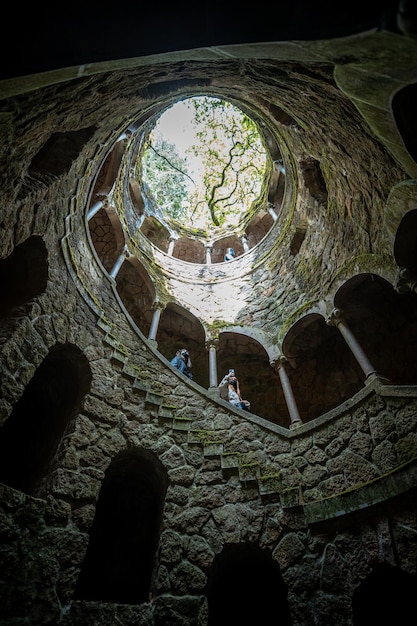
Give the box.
[140,136,189,221]
[139,96,267,229]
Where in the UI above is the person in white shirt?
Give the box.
[218,371,250,411]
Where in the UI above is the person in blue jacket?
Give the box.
[170,348,193,379]
[224,247,235,262]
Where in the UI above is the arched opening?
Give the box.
[245,208,274,249]
[88,205,125,273]
[116,257,155,338]
[206,543,292,626]
[0,235,48,319]
[217,331,281,424]
[393,208,417,272]
[392,82,417,163]
[282,313,363,422]
[0,343,92,495]
[157,303,207,386]
[335,273,417,384]
[211,235,245,264]
[74,447,168,605]
[352,563,417,625]
[140,216,170,253]
[93,140,126,196]
[172,236,206,263]
[28,127,96,177]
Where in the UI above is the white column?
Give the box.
[327,309,386,382]
[207,343,218,388]
[268,206,278,220]
[109,247,127,279]
[167,238,176,256]
[87,199,105,220]
[275,358,303,428]
[148,306,162,341]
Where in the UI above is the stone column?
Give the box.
[327,308,387,383]
[117,130,132,142]
[167,237,176,256]
[207,342,218,388]
[205,341,220,398]
[241,235,250,253]
[109,246,128,279]
[87,198,106,220]
[275,358,303,428]
[148,304,163,341]
[205,245,212,265]
[268,205,278,221]
[136,214,145,230]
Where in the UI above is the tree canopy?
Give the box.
[139,96,268,230]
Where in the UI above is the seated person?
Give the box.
[170,348,193,379]
[224,247,235,262]
[219,371,250,411]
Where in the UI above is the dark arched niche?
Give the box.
[393,208,417,271]
[116,257,155,338]
[217,331,283,424]
[157,302,207,386]
[75,447,168,605]
[352,563,417,626]
[206,543,292,626]
[392,82,417,163]
[335,273,417,384]
[140,216,170,253]
[0,235,48,319]
[28,127,96,177]
[282,313,363,422]
[93,140,126,196]
[211,236,244,264]
[88,205,125,273]
[173,236,205,264]
[0,342,92,495]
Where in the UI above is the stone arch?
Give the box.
[205,542,292,626]
[334,272,417,384]
[115,257,155,338]
[172,236,206,264]
[217,330,282,424]
[0,235,48,319]
[28,127,96,178]
[93,140,126,196]
[352,563,417,626]
[245,207,274,248]
[393,207,417,272]
[157,302,207,386]
[211,235,244,264]
[140,216,170,253]
[74,447,168,605]
[0,342,92,495]
[88,204,126,273]
[299,156,328,203]
[392,82,417,164]
[289,223,308,256]
[129,177,145,216]
[282,312,363,422]
[384,180,417,247]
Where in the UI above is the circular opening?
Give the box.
[138,95,269,234]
